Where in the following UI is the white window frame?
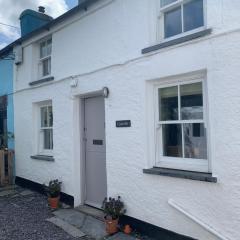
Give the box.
[154,76,209,172]
[38,37,52,79]
[157,0,207,42]
[38,102,53,156]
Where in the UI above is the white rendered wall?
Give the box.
[14,1,240,239]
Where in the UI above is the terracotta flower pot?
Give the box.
[123,224,132,234]
[48,196,60,209]
[105,218,119,235]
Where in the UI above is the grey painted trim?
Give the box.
[31,155,55,161]
[79,90,103,98]
[143,167,217,183]
[29,76,54,86]
[78,87,109,99]
[142,29,212,54]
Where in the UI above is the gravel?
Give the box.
[0,187,95,240]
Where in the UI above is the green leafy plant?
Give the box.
[102,196,126,220]
[0,132,14,149]
[44,179,62,198]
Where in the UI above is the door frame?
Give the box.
[75,88,108,207]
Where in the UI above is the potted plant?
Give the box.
[0,132,14,150]
[44,179,62,209]
[102,196,126,235]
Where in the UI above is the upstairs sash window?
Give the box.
[160,0,204,39]
[39,38,52,78]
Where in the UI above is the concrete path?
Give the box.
[53,208,107,239]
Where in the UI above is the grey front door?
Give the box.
[84,96,107,208]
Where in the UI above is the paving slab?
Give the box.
[0,189,17,197]
[0,185,19,192]
[81,215,106,240]
[54,208,107,239]
[19,189,35,196]
[53,209,86,228]
[47,217,86,238]
[107,232,137,240]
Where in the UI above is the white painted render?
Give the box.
[14,1,240,239]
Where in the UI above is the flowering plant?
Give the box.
[102,196,126,220]
[44,179,62,198]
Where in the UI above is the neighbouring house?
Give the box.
[0,48,14,151]
[0,6,53,180]
[1,0,239,239]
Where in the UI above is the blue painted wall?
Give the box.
[0,51,14,150]
[20,9,53,37]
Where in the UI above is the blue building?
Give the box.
[0,7,53,151]
[0,48,14,150]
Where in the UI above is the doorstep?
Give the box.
[76,204,105,221]
[53,208,106,240]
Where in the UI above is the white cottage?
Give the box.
[12,0,240,239]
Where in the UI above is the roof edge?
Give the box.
[0,0,100,56]
[0,45,13,57]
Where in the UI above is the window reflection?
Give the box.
[162,124,182,157]
[180,82,203,120]
[159,86,178,121]
[164,7,182,38]
[184,123,207,159]
[184,0,204,32]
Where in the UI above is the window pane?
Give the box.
[184,123,207,159]
[183,0,204,32]
[42,58,51,76]
[48,106,53,127]
[161,0,177,7]
[41,107,48,127]
[180,82,203,120]
[40,39,52,58]
[164,7,182,38]
[162,124,182,157]
[40,42,46,59]
[159,86,178,121]
[43,129,53,150]
[46,39,52,56]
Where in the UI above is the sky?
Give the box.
[0,0,78,50]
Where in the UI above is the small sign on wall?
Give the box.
[116,120,131,128]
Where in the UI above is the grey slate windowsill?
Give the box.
[31,155,55,162]
[29,76,54,86]
[143,167,217,183]
[142,28,212,54]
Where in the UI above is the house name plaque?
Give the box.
[116,120,131,128]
